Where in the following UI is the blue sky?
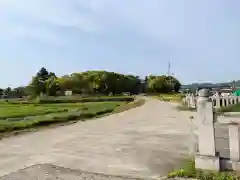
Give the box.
[0,0,239,87]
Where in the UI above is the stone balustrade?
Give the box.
[184,92,240,109]
[193,89,240,171]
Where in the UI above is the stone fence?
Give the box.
[193,89,240,171]
[184,93,240,109]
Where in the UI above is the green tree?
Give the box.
[28,69,181,96]
[166,76,181,92]
[3,87,12,98]
[0,88,3,97]
[146,75,181,93]
[28,67,50,96]
[45,76,60,96]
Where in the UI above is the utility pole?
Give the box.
[167,60,171,76]
[232,80,236,92]
[167,60,174,92]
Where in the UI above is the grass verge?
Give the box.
[217,104,240,113]
[176,104,196,111]
[0,99,145,139]
[149,93,183,103]
[114,99,145,113]
[168,158,239,180]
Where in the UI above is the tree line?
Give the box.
[0,67,181,98]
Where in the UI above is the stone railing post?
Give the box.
[190,93,196,108]
[234,97,238,105]
[231,97,233,105]
[187,94,191,107]
[226,97,229,106]
[215,92,221,108]
[222,98,226,107]
[182,96,186,105]
[195,89,220,171]
[228,123,240,170]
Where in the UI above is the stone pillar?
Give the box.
[229,123,240,170]
[230,98,234,105]
[229,97,232,105]
[219,98,222,107]
[215,92,221,108]
[188,94,191,107]
[190,94,196,108]
[226,97,229,106]
[222,98,226,107]
[234,97,238,105]
[189,116,197,156]
[195,89,220,171]
[182,97,186,105]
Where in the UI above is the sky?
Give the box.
[0,0,239,87]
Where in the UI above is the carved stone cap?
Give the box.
[198,89,211,97]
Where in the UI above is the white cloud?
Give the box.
[1,0,185,37]
[75,0,187,43]
[1,0,234,48]
[0,0,103,44]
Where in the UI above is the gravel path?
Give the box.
[0,98,196,179]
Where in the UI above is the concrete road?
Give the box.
[0,98,195,179]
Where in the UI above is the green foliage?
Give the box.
[146,75,181,93]
[25,68,181,97]
[29,67,60,96]
[168,158,240,180]
[218,104,240,113]
[1,67,182,98]
[58,71,143,95]
[168,158,196,178]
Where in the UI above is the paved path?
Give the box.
[0,98,195,179]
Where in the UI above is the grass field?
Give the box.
[0,101,125,132]
[0,96,145,135]
[2,95,134,104]
[0,102,124,119]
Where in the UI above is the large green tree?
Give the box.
[146,75,181,93]
[29,67,60,96]
[26,68,181,96]
[57,70,144,95]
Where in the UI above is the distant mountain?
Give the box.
[181,80,240,90]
